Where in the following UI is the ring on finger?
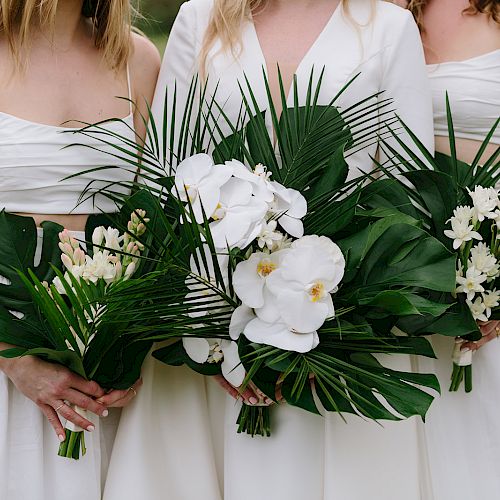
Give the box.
[496,327,500,338]
[54,402,67,412]
[128,386,137,397]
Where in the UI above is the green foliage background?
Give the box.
[137,0,185,53]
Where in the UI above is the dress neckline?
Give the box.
[248,2,341,102]
[427,48,500,68]
[0,109,134,131]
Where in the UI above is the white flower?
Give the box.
[243,317,320,353]
[209,177,268,249]
[444,218,482,249]
[469,243,498,275]
[466,296,489,322]
[173,154,233,223]
[451,205,474,224]
[468,186,499,222]
[82,251,117,284]
[257,220,286,251]
[269,182,307,238]
[228,160,275,202]
[482,289,500,317]
[232,250,290,309]
[456,267,487,301]
[182,337,244,386]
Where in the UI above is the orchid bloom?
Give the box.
[209,177,268,249]
[268,181,307,238]
[173,153,233,223]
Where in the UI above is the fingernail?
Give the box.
[461,347,471,353]
[249,397,258,405]
[58,434,66,442]
[265,398,273,405]
[87,425,95,432]
[102,409,109,417]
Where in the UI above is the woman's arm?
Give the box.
[380,9,435,158]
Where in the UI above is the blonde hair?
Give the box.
[0,0,135,69]
[408,0,500,31]
[200,0,357,74]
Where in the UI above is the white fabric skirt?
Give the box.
[0,229,120,500]
[419,335,500,500]
[105,352,431,500]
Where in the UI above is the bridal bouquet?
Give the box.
[0,206,155,458]
[373,96,499,392]
[68,71,462,435]
[445,187,500,391]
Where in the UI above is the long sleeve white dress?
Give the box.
[104,1,435,499]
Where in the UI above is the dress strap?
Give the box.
[126,63,133,115]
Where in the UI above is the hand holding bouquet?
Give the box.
[445,187,500,391]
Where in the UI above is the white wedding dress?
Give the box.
[0,82,136,498]
[418,50,500,500]
[104,1,435,499]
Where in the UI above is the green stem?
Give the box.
[236,405,271,437]
[58,430,86,460]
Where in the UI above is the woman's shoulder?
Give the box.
[129,33,161,97]
[177,0,214,20]
[348,0,414,32]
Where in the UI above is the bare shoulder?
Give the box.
[130,32,161,80]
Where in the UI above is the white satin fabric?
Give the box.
[105,1,435,499]
[418,337,500,500]
[0,230,121,500]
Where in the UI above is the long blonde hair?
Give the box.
[0,0,135,69]
[408,0,500,31]
[199,0,355,73]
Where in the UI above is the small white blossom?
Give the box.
[451,205,475,224]
[466,296,489,322]
[257,220,285,251]
[444,218,482,250]
[456,267,487,301]
[482,289,500,317]
[468,186,499,222]
[469,243,498,275]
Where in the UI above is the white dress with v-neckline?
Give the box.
[104,1,435,499]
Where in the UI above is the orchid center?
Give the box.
[207,341,224,364]
[257,259,277,277]
[212,203,226,221]
[306,281,326,302]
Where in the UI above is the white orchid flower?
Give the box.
[456,267,487,301]
[173,154,233,223]
[444,217,482,249]
[183,337,245,386]
[265,236,345,334]
[209,177,268,249]
[228,160,275,202]
[232,250,290,309]
[466,296,489,322]
[243,317,320,353]
[468,186,499,222]
[268,181,307,238]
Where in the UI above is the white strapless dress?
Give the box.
[0,230,120,500]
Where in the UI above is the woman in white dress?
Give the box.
[105,1,435,499]
[399,1,500,499]
[0,1,159,498]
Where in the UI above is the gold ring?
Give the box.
[496,327,500,338]
[128,387,137,397]
[55,403,66,412]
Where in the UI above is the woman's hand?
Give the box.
[214,375,276,406]
[1,355,108,442]
[96,378,143,408]
[462,320,500,352]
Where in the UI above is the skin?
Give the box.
[215,0,339,405]
[397,0,500,351]
[0,0,160,440]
